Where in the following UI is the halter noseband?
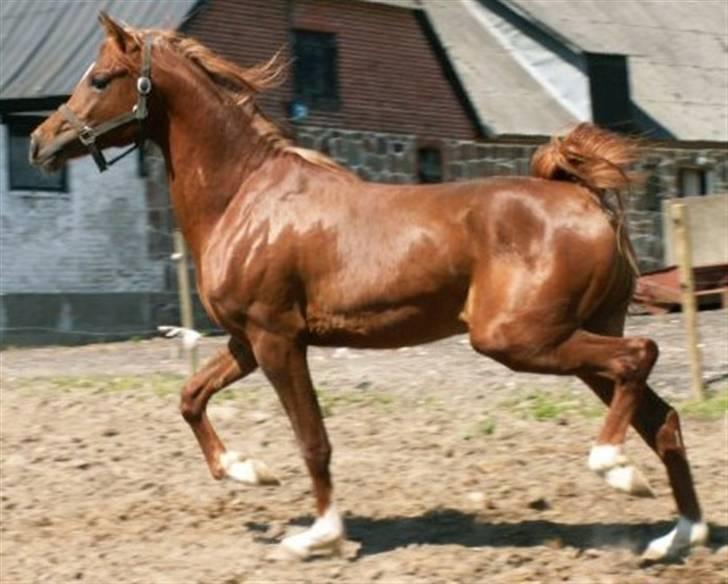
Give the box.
[57,36,153,172]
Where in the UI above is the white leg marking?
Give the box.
[219,451,279,485]
[588,444,654,497]
[280,504,345,559]
[642,517,709,561]
[588,444,626,472]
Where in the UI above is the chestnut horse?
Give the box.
[30,13,707,561]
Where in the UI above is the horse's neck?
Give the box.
[154,73,271,260]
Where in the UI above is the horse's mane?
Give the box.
[122,26,355,177]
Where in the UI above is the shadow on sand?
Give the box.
[258,508,727,558]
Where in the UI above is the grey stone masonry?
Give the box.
[294,126,417,184]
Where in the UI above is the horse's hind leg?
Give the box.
[583,333,659,498]
[470,301,660,484]
[468,289,706,560]
[580,373,707,560]
[180,337,278,485]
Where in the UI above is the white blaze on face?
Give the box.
[81,61,96,83]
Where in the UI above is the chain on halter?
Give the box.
[56,36,153,172]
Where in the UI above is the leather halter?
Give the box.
[56,36,153,172]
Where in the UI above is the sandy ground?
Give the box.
[1,310,727,583]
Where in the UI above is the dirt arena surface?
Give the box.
[1,311,727,583]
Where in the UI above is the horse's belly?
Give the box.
[305,293,468,348]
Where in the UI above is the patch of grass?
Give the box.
[464,416,497,440]
[316,388,395,418]
[416,396,444,409]
[14,373,186,397]
[679,387,728,420]
[502,390,602,422]
[478,416,497,435]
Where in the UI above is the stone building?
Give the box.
[1,0,726,344]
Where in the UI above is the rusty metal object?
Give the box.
[634,263,728,314]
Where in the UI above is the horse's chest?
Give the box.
[199,237,295,330]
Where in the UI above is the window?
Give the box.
[417,147,443,183]
[678,167,709,197]
[585,53,632,132]
[293,30,339,111]
[6,116,67,192]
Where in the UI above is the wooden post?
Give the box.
[670,203,704,399]
[173,230,199,374]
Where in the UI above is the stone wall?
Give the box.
[296,124,728,272]
[295,126,418,183]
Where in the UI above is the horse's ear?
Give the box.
[98,11,133,52]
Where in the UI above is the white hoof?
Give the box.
[603,465,655,497]
[588,444,655,497]
[641,517,709,562]
[219,451,279,485]
[280,505,345,559]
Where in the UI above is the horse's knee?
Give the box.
[180,380,203,423]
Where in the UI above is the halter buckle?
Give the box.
[137,76,152,95]
[78,126,96,146]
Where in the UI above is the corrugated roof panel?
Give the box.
[0,0,197,100]
[506,0,728,140]
[424,0,577,136]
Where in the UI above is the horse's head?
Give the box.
[30,12,152,173]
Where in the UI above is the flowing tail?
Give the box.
[531,123,641,277]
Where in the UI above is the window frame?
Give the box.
[292,29,340,112]
[677,166,710,197]
[5,115,68,193]
[416,143,444,184]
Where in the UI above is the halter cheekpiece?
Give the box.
[57,36,153,172]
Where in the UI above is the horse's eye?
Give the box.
[90,76,110,90]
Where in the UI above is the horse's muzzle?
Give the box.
[28,134,40,165]
[28,129,75,173]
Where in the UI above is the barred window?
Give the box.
[6,116,67,192]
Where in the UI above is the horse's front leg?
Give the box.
[250,329,344,559]
[180,337,278,485]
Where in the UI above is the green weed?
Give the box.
[316,388,395,418]
[502,390,602,422]
[13,373,185,397]
[679,387,728,420]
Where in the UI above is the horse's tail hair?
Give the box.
[530,123,641,277]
